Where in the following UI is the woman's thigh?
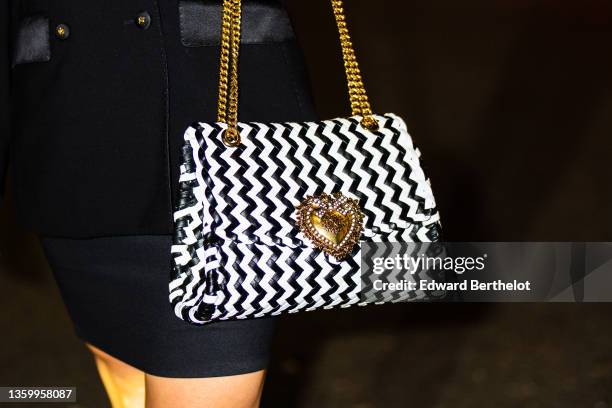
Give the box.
[145,370,267,408]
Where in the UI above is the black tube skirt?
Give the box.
[39,234,276,378]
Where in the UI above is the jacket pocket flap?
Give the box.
[179,0,295,47]
[12,14,51,67]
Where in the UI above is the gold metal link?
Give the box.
[331,0,378,130]
[227,0,242,130]
[216,0,378,148]
[217,0,242,146]
[216,0,233,124]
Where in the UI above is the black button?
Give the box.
[135,11,151,30]
[55,24,70,40]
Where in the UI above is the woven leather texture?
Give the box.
[170,113,442,325]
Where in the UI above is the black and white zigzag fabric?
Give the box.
[170,113,442,325]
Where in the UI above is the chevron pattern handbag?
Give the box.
[170,0,443,325]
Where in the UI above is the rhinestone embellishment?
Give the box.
[295,192,364,259]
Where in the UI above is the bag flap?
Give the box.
[179,113,441,248]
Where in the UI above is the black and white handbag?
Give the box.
[170,0,443,325]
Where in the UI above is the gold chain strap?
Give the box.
[330,0,378,131]
[217,0,379,147]
[217,0,242,147]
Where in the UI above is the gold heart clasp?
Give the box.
[295,192,364,260]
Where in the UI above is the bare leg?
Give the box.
[86,342,146,408]
[145,370,267,408]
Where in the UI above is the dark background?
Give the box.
[1,0,612,406]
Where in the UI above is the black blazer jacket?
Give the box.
[0,0,317,237]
